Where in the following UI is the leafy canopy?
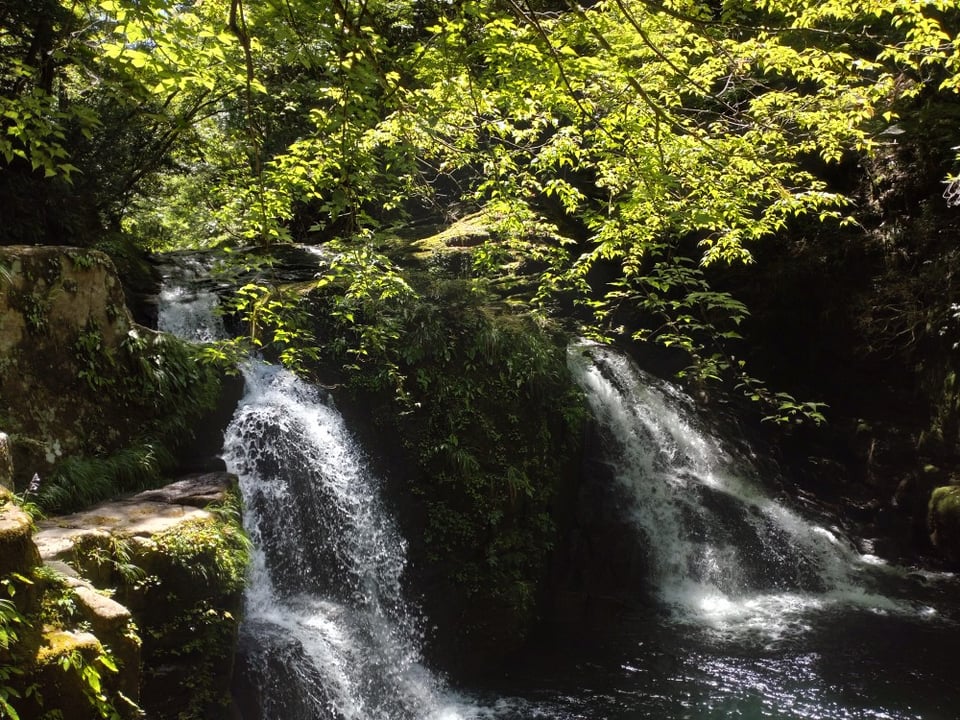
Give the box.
[4,0,960,408]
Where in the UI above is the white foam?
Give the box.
[569,340,940,641]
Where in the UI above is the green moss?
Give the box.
[929,486,960,522]
[152,511,250,597]
[34,630,100,666]
[0,505,32,542]
[307,268,585,653]
[928,485,960,562]
[0,563,140,720]
[407,212,493,269]
[131,497,249,720]
[34,575,81,630]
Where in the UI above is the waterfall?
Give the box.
[223,363,457,719]
[567,340,930,640]
[156,258,495,720]
[155,255,952,720]
[156,254,227,342]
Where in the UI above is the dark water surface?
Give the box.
[470,600,960,720]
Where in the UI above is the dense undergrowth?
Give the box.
[36,331,223,514]
[299,261,586,662]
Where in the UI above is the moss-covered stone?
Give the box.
[404,211,493,276]
[928,485,960,564]
[0,491,39,581]
[34,628,101,666]
[0,245,224,511]
[384,209,568,303]
[33,474,249,720]
[0,507,142,720]
[9,624,142,720]
[29,630,115,719]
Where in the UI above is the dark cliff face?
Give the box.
[711,114,960,567]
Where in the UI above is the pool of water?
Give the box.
[463,596,960,720]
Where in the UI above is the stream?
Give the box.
[158,256,960,720]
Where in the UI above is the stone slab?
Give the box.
[32,473,237,562]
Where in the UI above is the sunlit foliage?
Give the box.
[4,0,960,394]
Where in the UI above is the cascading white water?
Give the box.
[223,363,459,719]
[567,340,930,640]
[156,260,956,720]
[157,258,504,720]
[157,255,227,342]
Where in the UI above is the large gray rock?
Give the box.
[0,246,135,483]
[34,472,237,567]
[132,472,235,507]
[0,245,228,491]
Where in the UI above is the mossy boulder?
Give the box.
[0,501,141,719]
[384,209,568,302]
[0,490,39,582]
[20,629,141,720]
[0,246,133,476]
[0,244,225,510]
[403,211,493,277]
[928,485,960,564]
[34,473,249,720]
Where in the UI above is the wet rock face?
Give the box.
[543,443,651,625]
[233,621,343,720]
